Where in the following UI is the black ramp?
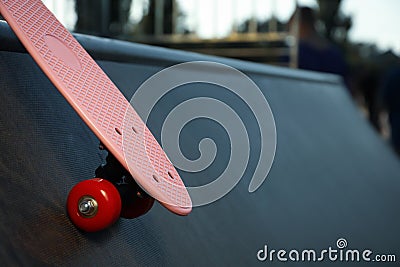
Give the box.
[1,21,400,266]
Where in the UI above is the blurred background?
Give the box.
[6,0,400,155]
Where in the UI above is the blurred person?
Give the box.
[382,66,400,155]
[356,66,381,131]
[288,7,348,82]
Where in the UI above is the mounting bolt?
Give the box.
[78,196,98,218]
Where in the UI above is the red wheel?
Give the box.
[67,178,121,232]
[121,194,155,219]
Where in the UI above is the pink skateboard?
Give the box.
[0,0,191,232]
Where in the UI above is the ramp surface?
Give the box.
[1,21,399,266]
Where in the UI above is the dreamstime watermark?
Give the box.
[257,238,396,263]
[122,61,276,207]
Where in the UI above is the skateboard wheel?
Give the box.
[121,193,155,219]
[67,178,121,232]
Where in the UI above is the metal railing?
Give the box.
[41,0,298,66]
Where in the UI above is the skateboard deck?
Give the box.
[0,0,191,215]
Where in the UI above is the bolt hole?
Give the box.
[152,175,160,183]
[168,171,175,180]
[132,126,137,134]
[115,128,122,135]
